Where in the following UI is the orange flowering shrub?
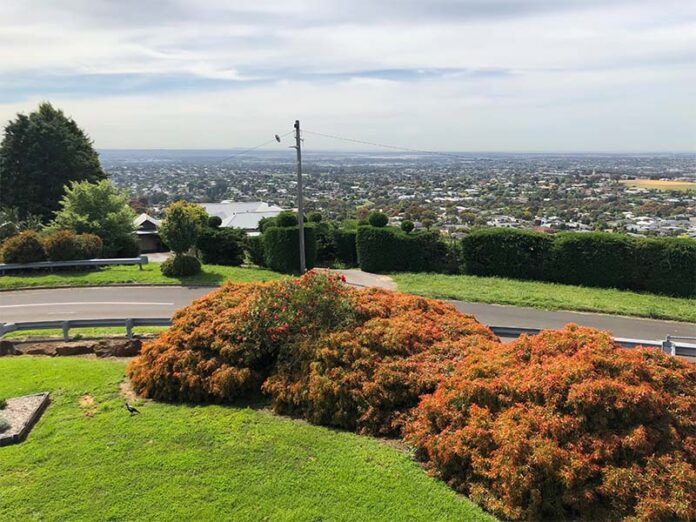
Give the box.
[406,325,696,521]
[128,272,495,436]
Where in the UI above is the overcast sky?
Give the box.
[1,0,695,152]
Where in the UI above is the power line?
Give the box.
[302,129,471,160]
[214,130,294,165]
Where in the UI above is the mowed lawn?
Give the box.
[0,262,285,290]
[393,273,696,323]
[0,357,494,522]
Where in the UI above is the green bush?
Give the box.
[196,227,246,266]
[76,233,103,258]
[262,225,316,274]
[160,255,201,277]
[44,230,82,261]
[549,232,635,289]
[1,231,46,263]
[461,228,553,280]
[207,215,222,228]
[113,234,140,258]
[634,237,696,297]
[245,235,266,267]
[356,226,450,273]
[275,211,298,227]
[401,220,414,233]
[368,212,388,227]
[333,229,358,267]
[314,222,336,266]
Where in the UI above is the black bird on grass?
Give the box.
[124,402,140,415]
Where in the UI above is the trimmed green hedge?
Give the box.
[461,228,552,280]
[196,227,246,266]
[245,235,266,267]
[634,237,696,297]
[549,232,636,289]
[333,229,358,267]
[262,225,317,274]
[356,226,451,273]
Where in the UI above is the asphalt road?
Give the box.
[1,285,694,342]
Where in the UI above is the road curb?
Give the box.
[0,283,220,293]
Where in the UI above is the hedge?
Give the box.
[245,235,266,267]
[44,230,83,261]
[634,237,696,297]
[333,229,357,266]
[461,228,552,280]
[357,226,453,273]
[262,225,317,274]
[196,227,246,266]
[1,231,46,263]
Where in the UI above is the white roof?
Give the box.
[133,213,161,227]
[199,201,284,231]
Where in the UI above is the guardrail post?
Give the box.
[62,321,70,341]
[126,318,134,340]
[662,336,676,356]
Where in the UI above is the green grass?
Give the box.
[3,326,169,340]
[393,273,696,323]
[0,357,494,521]
[0,262,285,290]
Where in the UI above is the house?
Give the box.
[133,213,165,253]
[199,201,284,235]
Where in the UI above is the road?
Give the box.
[1,285,694,342]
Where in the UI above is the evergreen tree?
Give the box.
[0,103,106,220]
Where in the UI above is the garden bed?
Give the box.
[0,392,50,447]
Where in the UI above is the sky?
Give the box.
[1,0,695,152]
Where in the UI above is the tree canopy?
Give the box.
[158,201,208,255]
[49,179,136,257]
[0,102,106,220]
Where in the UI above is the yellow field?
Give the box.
[621,179,696,192]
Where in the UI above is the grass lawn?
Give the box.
[0,357,494,522]
[3,326,169,340]
[393,273,696,323]
[0,262,285,290]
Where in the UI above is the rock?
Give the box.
[17,344,57,356]
[93,339,142,357]
[54,343,95,356]
[0,340,18,356]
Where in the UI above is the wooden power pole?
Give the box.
[293,120,306,273]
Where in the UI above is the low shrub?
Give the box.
[275,211,299,227]
[113,234,140,258]
[314,222,336,266]
[406,325,696,521]
[208,215,222,228]
[1,231,46,263]
[461,228,552,280]
[634,237,696,297]
[76,233,103,259]
[196,227,246,266]
[262,225,317,274]
[44,230,82,261]
[245,235,266,267]
[128,273,496,436]
[549,232,635,288]
[160,254,201,277]
[333,229,357,266]
[368,211,388,227]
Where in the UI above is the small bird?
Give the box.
[275,134,281,143]
[124,402,140,415]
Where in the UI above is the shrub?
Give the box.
[308,211,322,223]
[159,201,208,255]
[634,237,696,297]
[128,273,496,437]
[262,225,316,274]
[160,254,201,277]
[76,233,103,258]
[356,226,450,273]
[461,228,553,280]
[0,415,9,434]
[44,230,82,261]
[245,235,266,267]
[1,231,46,263]
[333,229,357,266]
[401,220,414,233]
[368,211,388,227]
[275,211,298,227]
[196,227,245,266]
[406,324,696,521]
[314,222,336,266]
[549,232,635,288]
[113,234,140,258]
[207,215,222,228]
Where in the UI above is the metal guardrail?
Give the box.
[0,255,149,274]
[0,318,171,341]
[0,320,693,358]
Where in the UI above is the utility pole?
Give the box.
[293,119,306,273]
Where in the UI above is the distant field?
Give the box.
[621,179,696,192]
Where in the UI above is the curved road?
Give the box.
[1,285,694,342]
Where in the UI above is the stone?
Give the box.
[0,340,18,356]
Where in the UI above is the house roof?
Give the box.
[133,213,161,228]
[199,201,284,231]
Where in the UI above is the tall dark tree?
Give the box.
[0,102,106,220]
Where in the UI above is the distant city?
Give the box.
[102,150,696,239]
